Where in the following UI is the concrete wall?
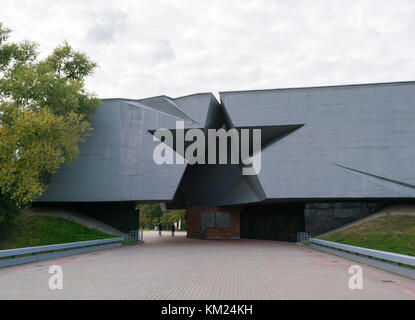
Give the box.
[220,82,415,204]
[37,94,220,203]
[37,82,415,209]
[240,203,305,242]
[304,202,381,236]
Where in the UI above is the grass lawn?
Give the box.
[320,215,415,256]
[0,214,117,250]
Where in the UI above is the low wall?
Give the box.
[305,202,381,237]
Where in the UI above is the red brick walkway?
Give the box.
[0,231,414,299]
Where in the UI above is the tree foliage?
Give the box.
[138,203,186,230]
[139,204,163,229]
[0,22,100,215]
[160,211,186,230]
[0,108,89,204]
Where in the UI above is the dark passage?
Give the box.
[240,203,305,242]
[34,202,139,233]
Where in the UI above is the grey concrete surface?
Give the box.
[0,231,414,300]
[37,82,415,206]
[37,94,220,203]
[221,81,415,202]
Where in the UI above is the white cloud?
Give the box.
[86,9,128,44]
[1,0,415,99]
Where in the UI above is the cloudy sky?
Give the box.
[1,0,415,99]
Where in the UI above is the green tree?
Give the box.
[0,107,89,204]
[160,211,186,231]
[0,23,100,228]
[139,204,163,229]
[160,212,172,229]
[152,217,160,228]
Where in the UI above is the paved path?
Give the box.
[0,231,414,299]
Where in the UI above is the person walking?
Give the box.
[158,223,162,237]
[171,223,175,237]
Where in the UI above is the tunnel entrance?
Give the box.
[240,203,305,242]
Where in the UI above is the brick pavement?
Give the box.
[0,231,414,299]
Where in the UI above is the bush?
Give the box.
[0,193,26,238]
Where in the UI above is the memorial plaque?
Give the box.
[215,212,231,227]
[201,212,215,227]
[201,212,230,228]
